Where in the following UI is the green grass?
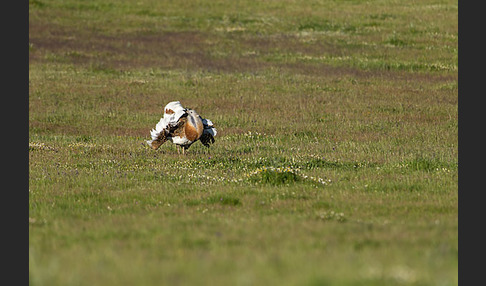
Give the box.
[29,0,457,285]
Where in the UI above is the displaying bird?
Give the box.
[147,101,217,154]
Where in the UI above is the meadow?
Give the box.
[29,0,458,285]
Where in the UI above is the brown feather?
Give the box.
[172,117,187,138]
[151,131,168,150]
[184,123,199,142]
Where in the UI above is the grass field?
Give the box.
[29,0,458,285]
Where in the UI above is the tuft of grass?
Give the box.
[207,195,242,206]
[298,20,357,33]
[406,156,457,172]
[384,32,410,47]
[248,166,302,186]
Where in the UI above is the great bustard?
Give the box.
[147,101,217,154]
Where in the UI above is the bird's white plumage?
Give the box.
[148,101,186,142]
[164,101,186,115]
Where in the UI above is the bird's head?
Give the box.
[187,109,199,117]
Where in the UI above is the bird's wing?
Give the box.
[202,118,218,136]
[147,108,187,149]
[200,118,217,147]
[164,101,186,116]
[202,118,217,137]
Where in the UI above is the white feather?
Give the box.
[164,101,185,115]
[147,101,187,145]
[202,118,213,126]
